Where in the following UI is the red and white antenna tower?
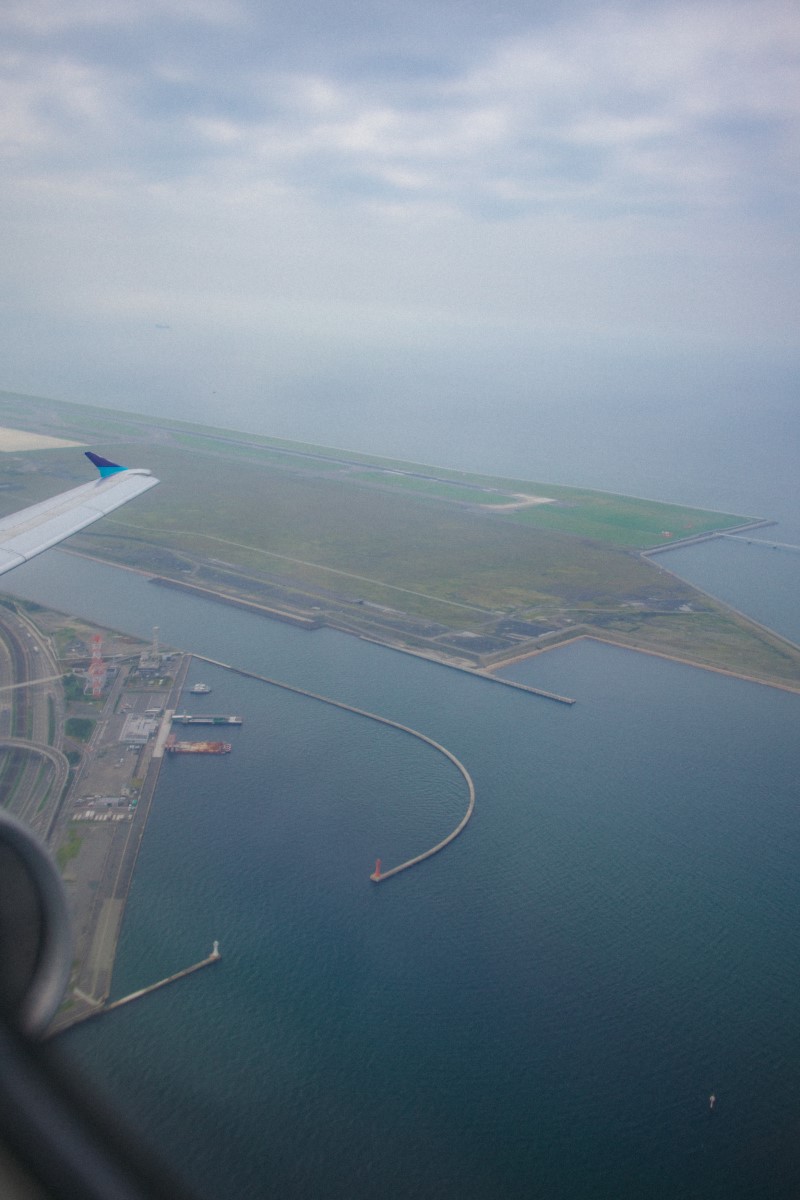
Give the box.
[88,634,106,697]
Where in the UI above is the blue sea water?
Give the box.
[5,545,800,1200]
[3,389,799,1200]
[662,537,800,646]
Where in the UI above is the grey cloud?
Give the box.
[0,0,797,422]
[4,0,796,219]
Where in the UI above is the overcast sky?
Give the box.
[1,0,798,456]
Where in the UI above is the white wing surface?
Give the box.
[0,455,159,576]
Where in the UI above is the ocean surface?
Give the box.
[4,394,800,1200]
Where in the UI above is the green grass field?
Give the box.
[0,389,756,552]
[504,491,747,546]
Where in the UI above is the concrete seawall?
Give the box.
[349,633,576,704]
[149,576,322,628]
[370,738,475,882]
[49,943,221,1035]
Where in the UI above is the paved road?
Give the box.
[0,606,65,838]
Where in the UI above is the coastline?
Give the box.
[61,548,575,694]
[59,544,800,692]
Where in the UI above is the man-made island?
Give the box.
[1,390,798,690]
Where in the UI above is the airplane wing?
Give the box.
[0,452,159,576]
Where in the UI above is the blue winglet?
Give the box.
[86,451,127,479]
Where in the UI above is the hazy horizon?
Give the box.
[1,0,797,469]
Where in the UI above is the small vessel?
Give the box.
[171,713,243,725]
[165,735,231,754]
[189,683,211,694]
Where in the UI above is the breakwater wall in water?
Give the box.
[192,655,476,883]
[351,634,575,704]
[51,944,221,1035]
[102,945,221,1017]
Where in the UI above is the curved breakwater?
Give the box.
[192,654,476,881]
